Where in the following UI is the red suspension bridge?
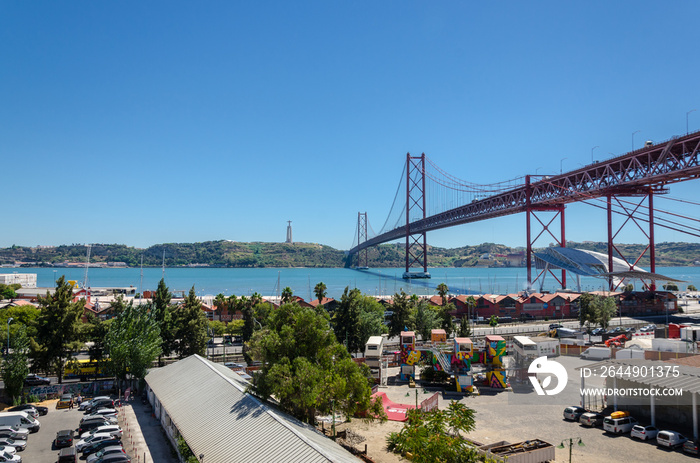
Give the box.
[349,130,700,291]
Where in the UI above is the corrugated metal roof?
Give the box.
[145,355,361,463]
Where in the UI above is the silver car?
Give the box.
[86,446,128,463]
[0,438,25,452]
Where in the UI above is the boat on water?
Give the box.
[402,271,431,279]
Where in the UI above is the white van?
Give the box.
[603,415,637,434]
[657,430,688,449]
[580,347,611,360]
[0,412,40,433]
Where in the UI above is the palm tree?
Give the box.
[314,282,327,305]
[213,293,227,322]
[281,287,294,304]
[436,283,449,306]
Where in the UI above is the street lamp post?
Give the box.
[6,317,13,356]
[591,146,599,163]
[557,437,585,463]
[688,109,697,135]
[560,157,568,174]
[632,130,640,151]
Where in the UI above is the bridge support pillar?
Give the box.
[605,188,659,291]
[356,212,368,268]
[404,153,430,279]
[526,175,567,291]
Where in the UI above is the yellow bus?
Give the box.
[63,359,110,381]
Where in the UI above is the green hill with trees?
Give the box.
[1,240,699,268]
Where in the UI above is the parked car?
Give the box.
[563,406,586,421]
[631,424,659,441]
[94,455,130,463]
[85,399,115,414]
[0,427,28,441]
[55,429,75,448]
[640,324,657,332]
[84,409,118,419]
[58,446,77,463]
[657,430,688,449]
[22,374,50,386]
[603,414,638,434]
[86,446,129,463]
[79,397,111,412]
[78,420,112,437]
[76,434,117,452]
[80,425,122,440]
[591,328,606,336]
[549,323,564,330]
[80,438,122,456]
[30,405,47,416]
[683,439,700,455]
[0,450,20,462]
[57,394,74,410]
[579,412,603,427]
[5,406,37,419]
[0,447,15,456]
[0,438,25,452]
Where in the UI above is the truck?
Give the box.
[0,411,40,432]
[580,347,612,360]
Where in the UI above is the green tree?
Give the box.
[2,326,30,401]
[663,283,679,291]
[436,283,449,306]
[388,291,413,338]
[151,279,175,365]
[333,287,362,353]
[213,293,228,322]
[387,401,493,463]
[623,283,634,292]
[281,287,294,304]
[105,298,161,386]
[248,301,385,424]
[0,284,18,300]
[2,306,40,341]
[458,316,472,338]
[208,320,226,336]
[488,315,499,334]
[356,294,387,346]
[688,285,698,292]
[578,293,596,329]
[314,282,327,304]
[31,276,84,383]
[172,286,208,358]
[413,299,439,342]
[440,302,456,337]
[592,295,618,329]
[84,313,111,380]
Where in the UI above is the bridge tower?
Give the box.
[356,212,369,268]
[404,153,430,279]
[525,175,567,291]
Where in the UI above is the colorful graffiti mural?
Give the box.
[484,335,507,389]
[26,380,116,401]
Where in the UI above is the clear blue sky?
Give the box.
[2,1,699,251]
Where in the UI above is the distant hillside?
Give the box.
[0,241,346,268]
[1,240,699,268]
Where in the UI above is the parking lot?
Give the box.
[363,357,696,463]
[11,397,176,463]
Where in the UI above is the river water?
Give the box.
[4,266,700,300]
